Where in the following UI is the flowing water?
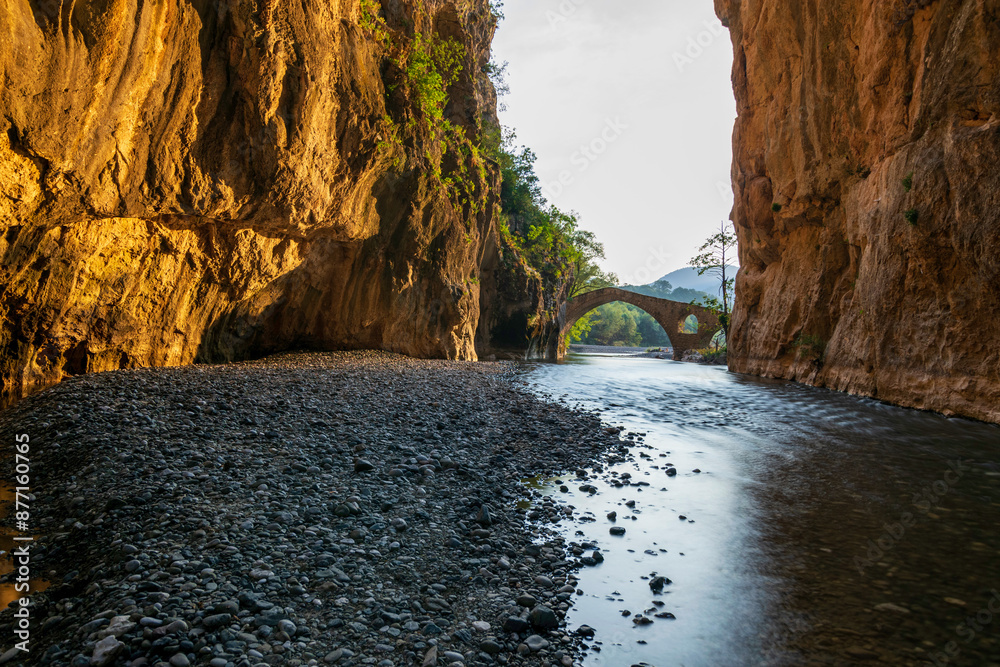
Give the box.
[524,353,1000,667]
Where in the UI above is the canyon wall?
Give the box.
[717,0,1000,422]
[0,0,542,396]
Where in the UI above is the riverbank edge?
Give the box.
[0,351,634,667]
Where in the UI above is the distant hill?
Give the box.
[619,283,709,304]
[657,266,738,296]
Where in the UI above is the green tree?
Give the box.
[583,303,641,346]
[567,311,595,343]
[566,229,617,298]
[690,221,737,336]
[636,310,670,346]
[650,279,673,295]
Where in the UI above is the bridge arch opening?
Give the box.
[680,314,699,334]
[567,300,674,350]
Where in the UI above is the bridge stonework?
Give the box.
[559,288,721,360]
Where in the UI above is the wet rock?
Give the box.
[480,639,503,655]
[422,622,443,635]
[163,620,189,635]
[212,600,240,615]
[649,576,671,593]
[525,634,550,651]
[202,613,232,630]
[97,615,134,639]
[476,505,493,526]
[0,648,21,665]
[528,605,559,630]
[517,594,537,608]
[503,616,531,633]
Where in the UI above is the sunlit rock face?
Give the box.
[0,0,539,394]
[717,0,1000,422]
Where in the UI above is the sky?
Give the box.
[491,0,737,286]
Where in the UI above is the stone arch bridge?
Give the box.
[559,287,721,360]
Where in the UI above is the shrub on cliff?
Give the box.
[406,33,466,124]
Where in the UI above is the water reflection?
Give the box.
[0,481,48,610]
[525,355,1000,666]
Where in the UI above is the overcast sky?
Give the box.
[491,0,737,285]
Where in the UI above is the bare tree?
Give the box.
[690,221,737,336]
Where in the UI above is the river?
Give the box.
[523,353,1000,667]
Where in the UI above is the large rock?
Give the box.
[717,0,1000,422]
[0,0,523,395]
[90,636,124,666]
[528,604,559,630]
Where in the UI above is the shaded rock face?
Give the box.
[476,231,549,359]
[0,0,510,395]
[717,0,1000,422]
[475,229,571,362]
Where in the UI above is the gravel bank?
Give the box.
[0,352,633,667]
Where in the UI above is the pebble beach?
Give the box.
[0,352,632,667]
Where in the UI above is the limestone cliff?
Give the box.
[717,0,1000,422]
[0,0,544,396]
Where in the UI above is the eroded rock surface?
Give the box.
[0,0,538,395]
[717,0,1000,422]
